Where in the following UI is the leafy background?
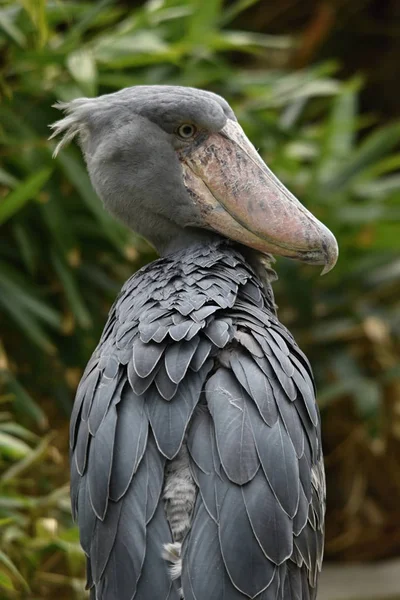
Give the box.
[0,0,399,597]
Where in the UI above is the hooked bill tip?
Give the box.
[320,236,339,275]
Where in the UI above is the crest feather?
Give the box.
[49,98,95,157]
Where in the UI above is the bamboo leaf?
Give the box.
[0,168,52,225]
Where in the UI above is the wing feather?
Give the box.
[249,409,299,519]
[164,337,200,384]
[219,483,276,597]
[146,360,213,459]
[88,403,118,519]
[206,368,259,485]
[242,468,293,564]
[135,502,179,599]
[230,350,279,426]
[95,440,148,599]
[132,339,167,378]
[182,501,247,600]
[109,385,148,502]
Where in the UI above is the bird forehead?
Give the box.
[97,85,235,132]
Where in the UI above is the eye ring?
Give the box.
[177,124,197,139]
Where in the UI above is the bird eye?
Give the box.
[177,124,197,139]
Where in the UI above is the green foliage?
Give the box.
[0,0,399,595]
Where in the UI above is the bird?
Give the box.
[50,85,338,600]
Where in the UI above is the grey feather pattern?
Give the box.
[88,403,118,519]
[155,362,179,400]
[70,239,324,599]
[165,337,200,383]
[190,337,212,371]
[77,473,97,555]
[109,385,148,501]
[132,339,167,378]
[219,483,276,597]
[230,350,279,426]
[251,415,300,518]
[206,368,259,485]
[145,360,213,459]
[182,500,246,600]
[135,501,178,599]
[242,468,293,564]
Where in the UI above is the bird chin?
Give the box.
[179,119,338,274]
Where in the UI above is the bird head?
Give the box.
[50,85,338,272]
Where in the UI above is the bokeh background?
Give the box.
[0,0,399,598]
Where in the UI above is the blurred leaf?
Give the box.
[12,223,38,274]
[1,434,52,483]
[93,30,171,66]
[0,263,61,328]
[0,168,53,225]
[0,570,14,590]
[51,250,92,329]
[322,122,400,192]
[0,422,38,443]
[67,49,98,97]
[219,0,260,25]
[0,295,56,353]
[0,8,26,47]
[354,378,381,420]
[185,0,222,44]
[0,169,19,189]
[61,0,115,44]
[214,30,292,52]
[19,0,48,47]
[0,432,30,459]
[315,82,359,186]
[2,372,48,428]
[0,551,29,592]
[353,174,400,199]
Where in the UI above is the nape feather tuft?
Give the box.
[48,97,95,157]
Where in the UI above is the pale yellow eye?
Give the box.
[177,124,197,139]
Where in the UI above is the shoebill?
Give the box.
[50,85,338,600]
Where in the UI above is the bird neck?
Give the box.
[156,235,278,316]
[157,227,224,257]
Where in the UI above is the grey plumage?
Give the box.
[69,241,324,599]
